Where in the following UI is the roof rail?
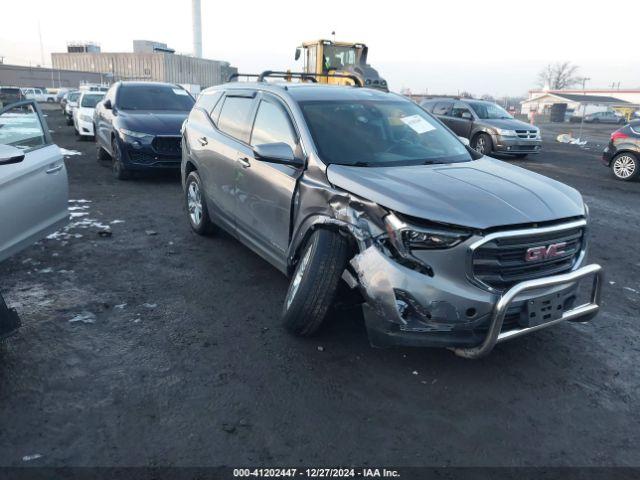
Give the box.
[227,70,362,87]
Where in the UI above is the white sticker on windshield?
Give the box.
[401,115,436,134]
[173,89,188,96]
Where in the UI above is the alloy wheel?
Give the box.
[187,181,203,226]
[475,136,486,154]
[613,155,636,179]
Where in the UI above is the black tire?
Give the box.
[97,143,110,162]
[111,139,131,180]
[282,229,350,336]
[472,133,493,155]
[611,152,639,181]
[66,116,73,126]
[185,170,215,235]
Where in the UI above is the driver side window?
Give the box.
[250,99,297,151]
[452,102,472,119]
[0,103,47,151]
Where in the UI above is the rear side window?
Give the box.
[250,100,296,150]
[432,101,452,116]
[195,91,222,114]
[218,96,255,142]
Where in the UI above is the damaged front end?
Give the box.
[288,177,602,359]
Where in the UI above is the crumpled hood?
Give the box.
[117,110,188,136]
[326,157,585,229]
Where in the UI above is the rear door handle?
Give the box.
[197,136,208,146]
[46,164,63,174]
[238,157,251,169]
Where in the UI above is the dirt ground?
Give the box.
[0,107,638,467]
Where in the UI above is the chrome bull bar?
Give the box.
[453,264,604,359]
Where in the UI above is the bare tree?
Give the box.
[537,62,581,90]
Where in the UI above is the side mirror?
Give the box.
[0,144,25,165]
[295,48,301,61]
[461,112,473,120]
[103,99,112,110]
[253,143,303,168]
[458,136,470,146]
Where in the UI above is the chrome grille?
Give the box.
[472,225,584,291]
[515,129,538,139]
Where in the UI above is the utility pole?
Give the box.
[578,77,590,142]
[38,20,45,67]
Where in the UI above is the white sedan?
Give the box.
[73,91,105,138]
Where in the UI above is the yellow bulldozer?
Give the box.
[294,40,388,91]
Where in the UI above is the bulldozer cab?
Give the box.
[295,40,388,91]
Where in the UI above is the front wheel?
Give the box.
[472,133,492,155]
[282,229,350,336]
[611,153,638,181]
[185,171,215,235]
[112,139,131,180]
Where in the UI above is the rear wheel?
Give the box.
[472,133,492,155]
[611,152,638,181]
[112,139,131,180]
[282,229,350,336]
[96,143,110,162]
[185,170,215,235]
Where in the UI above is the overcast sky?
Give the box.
[2,0,639,97]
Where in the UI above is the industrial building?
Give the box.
[0,63,104,89]
[51,41,236,89]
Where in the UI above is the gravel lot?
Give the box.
[1,107,638,467]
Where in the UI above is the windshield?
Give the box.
[323,46,358,71]
[68,92,80,102]
[118,85,195,111]
[81,93,104,108]
[300,99,473,167]
[467,101,513,120]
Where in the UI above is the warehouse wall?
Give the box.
[0,64,103,89]
[52,52,236,88]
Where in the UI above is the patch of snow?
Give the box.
[623,287,638,294]
[142,303,157,309]
[22,454,43,462]
[59,148,82,157]
[70,212,89,218]
[69,312,96,324]
[110,220,125,224]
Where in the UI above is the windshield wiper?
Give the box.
[349,161,372,167]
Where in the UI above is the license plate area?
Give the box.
[523,292,564,327]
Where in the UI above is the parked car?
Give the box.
[421,98,542,158]
[73,91,105,138]
[0,100,69,337]
[602,121,640,181]
[55,88,73,103]
[181,82,602,359]
[94,81,195,179]
[584,110,626,124]
[63,91,80,126]
[0,87,24,109]
[21,87,57,103]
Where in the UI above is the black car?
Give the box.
[94,82,195,180]
[602,121,640,181]
[421,98,542,158]
[0,87,24,109]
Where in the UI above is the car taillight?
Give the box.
[611,131,628,142]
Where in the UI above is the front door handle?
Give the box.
[46,164,63,174]
[197,136,208,146]
[238,157,251,169]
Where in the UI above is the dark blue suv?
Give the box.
[94,82,195,179]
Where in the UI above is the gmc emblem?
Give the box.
[525,242,567,262]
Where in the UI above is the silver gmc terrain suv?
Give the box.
[181,80,603,358]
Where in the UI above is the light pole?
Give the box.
[577,77,591,142]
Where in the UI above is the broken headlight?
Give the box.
[381,213,470,275]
